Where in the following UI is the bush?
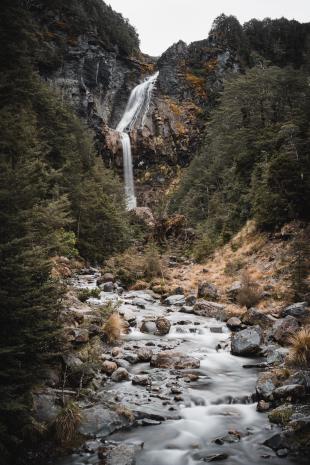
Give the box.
[237,273,261,308]
[103,313,125,344]
[54,401,82,445]
[287,327,310,368]
[78,288,101,302]
[192,234,217,263]
[143,244,162,279]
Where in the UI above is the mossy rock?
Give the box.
[268,404,293,425]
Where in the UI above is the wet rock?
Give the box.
[179,305,194,314]
[102,281,114,292]
[210,326,223,333]
[276,449,289,458]
[82,440,100,454]
[193,451,228,462]
[226,317,242,331]
[119,307,137,326]
[132,375,150,386]
[285,370,310,392]
[265,346,289,365]
[131,298,146,309]
[227,281,242,302]
[257,400,270,412]
[116,359,131,370]
[79,406,130,436]
[185,294,197,306]
[102,361,118,375]
[231,326,263,356]
[281,302,309,321]
[273,384,305,401]
[100,442,142,465]
[272,316,299,345]
[174,286,184,295]
[111,347,123,358]
[140,319,157,334]
[137,418,161,426]
[242,307,274,329]
[150,351,200,369]
[123,352,139,364]
[193,300,226,320]
[164,294,186,306]
[97,273,115,285]
[111,367,129,382]
[156,317,171,335]
[136,347,153,362]
[256,371,285,401]
[268,404,293,425]
[197,282,219,300]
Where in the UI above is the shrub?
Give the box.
[78,288,101,302]
[143,244,162,280]
[54,401,82,445]
[224,259,244,275]
[237,272,261,308]
[192,234,217,263]
[287,327,310,368]
[103,313,125,344]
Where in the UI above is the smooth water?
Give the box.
[116,72,159,210]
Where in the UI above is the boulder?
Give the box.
[119,307,137,326]
[185,295,197,306]
[123,352,139,364]
[136,347,153,362]
[256,371,283,401]
[62,353,83,370]
[174,286,184,295]
[242,307,274,329]
[132,375,150,386]
[197,282,219,300]
[102,361,118,375]
[111,367,129,382]
[285,370,310,392]
[140,319,157,334]
[163,294,186,306]
[97,273,115,285]
[273,384,305,401]
[227,281,242,302]
[179,305,194,314]
[156,317,171,335]
[281,302,309,322]
[102,282,114,292]
[33,392,60,423]
[150,351,200,369]
[257,400,270,412]
[226,317,242,331]
[79,406,130,436]
[272,316,299,345]
[193,300,226,320]
[265,346,289,365]
[231,326,263,356]
[99,443,142,465]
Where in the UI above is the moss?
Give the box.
[268,405,293,425]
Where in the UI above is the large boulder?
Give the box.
[150,351,200,369]
[136,347,153,362]
[140,319,157,334]
[231,326,263,356]
[242,307,274,329]
[256,371,281,401]
[281,302,309,322]
[119,307,137,326]
[163,294,186,306]
[197,282,219,301]
[111,367,129,382]
[102,361,118,376]
[226,317,242,331]
[79,406,130,436]
[227,281,242,302]
[156,317,171,335]
[272,316,299,345]
[99,443,142,465]
[273,384,305,401]
[193,300,227,320]
[97,273,115,285]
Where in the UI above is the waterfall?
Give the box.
[116,71,159,210]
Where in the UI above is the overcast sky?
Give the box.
[107,0,310,56]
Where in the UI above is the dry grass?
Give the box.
[54,401,82,445]
[103,313,125,344]
[237,272,262,309]
[114,405,135,422]
[287,327,310,368]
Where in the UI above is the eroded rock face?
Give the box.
[231,326,263,356]
[150,351,200,369]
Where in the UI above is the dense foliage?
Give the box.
[171,65,310,252]
[0,2,132,462]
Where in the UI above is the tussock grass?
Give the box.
[237,272,261,308]
[287,327,310,368]
[103,313,125,344]
[54,401,82,445]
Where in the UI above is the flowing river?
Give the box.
[55,272,305,465]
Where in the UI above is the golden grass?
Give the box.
[103,313,125,344]
[237,272,262,309]
[54,401,82,445]
[287,327,310,368]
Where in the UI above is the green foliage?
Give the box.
[54,229,79,259]
[171,66,310,247]
[78,288,101,302]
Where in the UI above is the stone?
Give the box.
[156,316,171,335]
[185,294,197,306]
[226,317,242,331]
[231,326,263,356]
[123,352,139,364]
[136,347,153,362]
[140,319,157,334]
[273,384,305,401]
[174,286,184,295]
[256,371,283,401]
[227,281,242,302]
[33,392,60,423]
[193,300,227,320]
[111,347,123,358]
[132,375,150,386]
[276,449,289,458]
[150,351,200,369]
[73,328,89,343]
[111,367,129,382]
[102,361,118,375]
[97,273,115,285]
[179,305,194,314]
[197,282,219,300]
[62,353,83,370]
[131,298,146,309]
[102,281,114,292]
[119,307,137,326]
[242,307,274,329]
[285,370,310,392]
[99,443,141,465]
[257,400,270,412]
[281,302,309,321]
[79,406,130,436]
[265,346,289,365]
[268,405,293,425]
[272,316,299,345]
[164,294,186,306]
[192,451,228,462]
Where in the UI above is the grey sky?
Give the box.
[107,0,310,56]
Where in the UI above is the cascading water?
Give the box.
[116,71,159,210]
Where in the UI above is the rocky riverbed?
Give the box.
[41,268,310,465]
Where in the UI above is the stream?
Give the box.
[56,273,303,465]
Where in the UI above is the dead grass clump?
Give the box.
[54,401,82,445]
[103,313,125,344]
[287,327,310,368]
[114,405,135,422]
[237,272,262,308]
[143,244,162,279]
[224,259,244,276]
